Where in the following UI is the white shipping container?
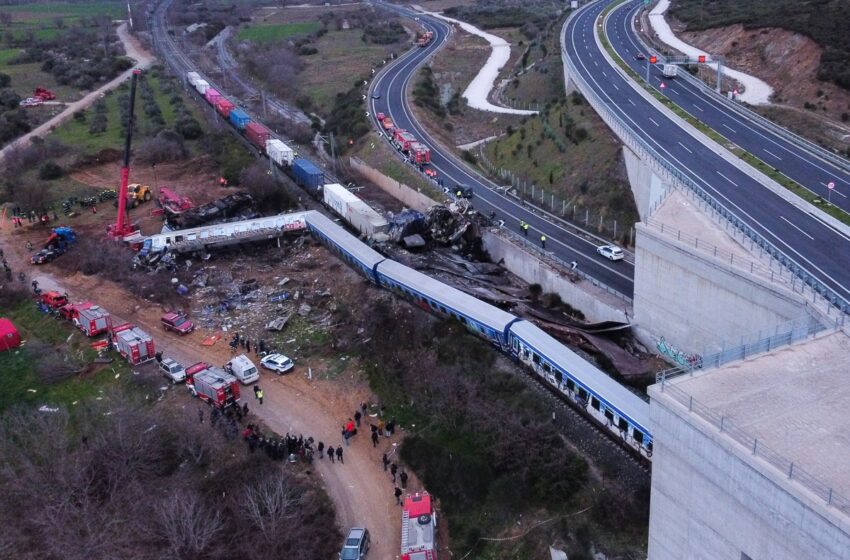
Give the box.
[322,183,388,238]
[194,79,210,95]
[187,71,201,86]
[266,139,295,167]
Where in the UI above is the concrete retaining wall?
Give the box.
[648,390,850,560]
[349,157,436,213]
[482,231,629,323]
[633,222,809,354]
[622,146,670,221]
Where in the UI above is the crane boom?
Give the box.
[108,68,142,240]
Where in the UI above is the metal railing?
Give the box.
[658,378,850,518]
[655,313,834,377]
[561,1,850,317]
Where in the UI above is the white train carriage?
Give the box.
[508,320,653,458]
[305,211,386,282]
[375,259,518,351]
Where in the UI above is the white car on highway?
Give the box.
[260,353,295,374]
[597,244,625,261]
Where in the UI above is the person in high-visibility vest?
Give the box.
[519,220,525,233]
[540,234,546,249]
[523,223,529,236]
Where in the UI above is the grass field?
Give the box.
[300,29,397,115]
[52,71,200,154]
[236,21,321,43]
[0,1,125,41]
[0,300,131,412]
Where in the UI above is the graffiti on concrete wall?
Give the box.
[657,337,703,369]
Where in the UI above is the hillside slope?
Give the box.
[668,0,849,90]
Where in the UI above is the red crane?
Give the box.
[108,68,142,240]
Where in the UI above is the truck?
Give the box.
[417,31,434,47]
[74,305,111,337]
[323,183,388,238]
[111,323,155,365]
[31,226,76,264]
[401,492,438,560]
[215,98,236,118]
[291,157,324,192]
[126,183,152,208]
[266,138,295,167]
[33,87,56,101]
[409,142,431,165]
[187,365,241,409]
[392,129,417,153]
[662,64,678,78]
[58,301,93,321]
[380,116,395,133]
[224,354,260,385]
[229,108,251,130]
[40,291,69,309]
[245,122,272,152]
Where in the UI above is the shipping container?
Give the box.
[291,157,324,192]
[229,108,251,130]
[187,71,201,86]
[323,183,388,238]
[74,305,111,337]
[204,87,221,105]
[194,79,210,95]
[266,139,295,167]
[245,122,272,152]
[112,323,155,365]
[215,98,236,118]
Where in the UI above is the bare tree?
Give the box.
[240,473,303,539]
[156,490,224,557]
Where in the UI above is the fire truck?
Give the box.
[186,363,241,409]
[401,492,438,560]
[111,323,156,364]
[417,31,434,47]
[74,305,112,337]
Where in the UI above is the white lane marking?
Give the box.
[722,123,737,133]
[612,83,619,91]
[602,71,607,77]
[594,61,598,67]
[716,171,738,186]
[649,117,660,127]
[693,103,704,112]
[628,98,636,106]
[780,216,815,240]
[677,142,693,154]
[669,88,679,94]
[763,148,782,160]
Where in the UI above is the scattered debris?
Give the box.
[266,315,291,331]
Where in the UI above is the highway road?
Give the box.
[564,0,850,308]
[608,0,850,215]
[370,3,636,299]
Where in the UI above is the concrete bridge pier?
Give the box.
[622,145,671,221]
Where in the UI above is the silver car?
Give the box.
[159,357,187,383]
[260,353,295,374]
[340,527,370,560]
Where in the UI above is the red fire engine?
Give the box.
[401,491,438,560]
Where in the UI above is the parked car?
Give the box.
[161,312,195,335]
[159,357,187,384]
[597,244,625,261]
[339,527,370,560]
[225,354,260,384]
[19,97,43,107]
[260,353,295,374]
[30,248,59,264]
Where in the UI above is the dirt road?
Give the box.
[6,242,405,559]
[0,23,155,162]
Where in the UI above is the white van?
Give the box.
[225,354,260,385]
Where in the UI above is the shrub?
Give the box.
[38,161,63,180]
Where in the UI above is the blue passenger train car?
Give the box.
[305,212,385,281]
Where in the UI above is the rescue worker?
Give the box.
[390,463,398,483]
[394,487,403,505]
[354,410,362,427]
[371,430,379,448]
[540,234,546,249]
[400,470,409,490]
[382,453,390,471]
[328,445,335,463]
[519,219,525,234]
[522,222,529,236]
[317,441,325,459]
[256,387,264,405]
[335,446,343,464]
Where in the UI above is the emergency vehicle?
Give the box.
[401,492,438,560]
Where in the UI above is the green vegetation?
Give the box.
[484,95,638,242]
[669,0,850,90]
[323,81,370,154]
[0,1,125,42]
[361,20,406,45]
[412,66,446,118]
[358,301,648,558]
[236,21,322,43]
[0,297,132,412]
